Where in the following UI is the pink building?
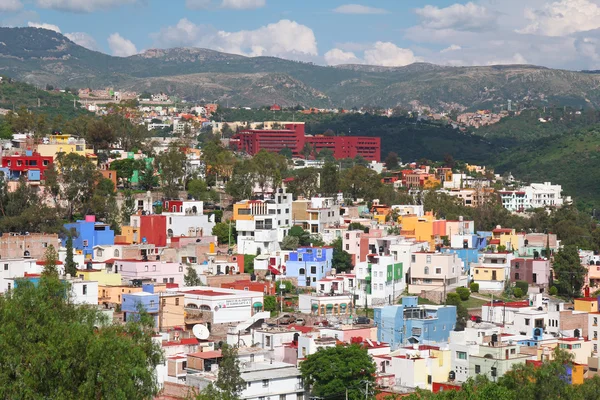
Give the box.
[343,229,385,265]
[109,259,184,286]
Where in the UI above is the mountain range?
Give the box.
[3,27,600,110]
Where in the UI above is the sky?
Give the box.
[3,0,600,70]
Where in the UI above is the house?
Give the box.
[0,258,41,293]
[109,258,184,286]
[1,150,53,182]
[291,197,340,235]
[390,345,452,390]
[0,232,59,260]
[122,289,160,328]
[159,292,185,330]
[471,252,514,292]
[270,104,281,111]
[354,254,404,307]
[510,258,552,289]
[124,214,167,247]
[64,215,115,258]
[162,200,215,238]
[37,134,96,161]
[468,341,532,380]
[488,226,524,253]
[408,252,463,295]
[298,292,354,316]
[374,297,457,350]
[285,247,334,288]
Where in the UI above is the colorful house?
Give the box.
[1,150,53,182]
[64,215,115,258]
[285,247,334,288]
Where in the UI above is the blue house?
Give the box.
[64,215,114,258]
[285,247,334,288]
[122,284,159,327]
[374,296,457,350]
[441,248,479,274]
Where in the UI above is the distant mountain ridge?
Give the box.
[3,27,600,109]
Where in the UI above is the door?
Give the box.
[492,271,497,281]
[533,273,537,283]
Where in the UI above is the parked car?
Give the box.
[295,318,306,326]
[354,316,371,325]
[278,314,296,325]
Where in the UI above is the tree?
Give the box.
[55,152,100,220]
[0,272,162,398]
[65,233,77,277]
[226,160,254,202]
[384,152,400,170]
[288,226,311,246]
[320,161,339,195]
[470,282,479,293]
[286,168,320,199]
[251,150,287,194]
[215,344,246,400]
[331,237,353,273]
[188,178,209,201]
[513,288,523,298]
[301,344,376,400]
[446,293,468,331]
[302,142,313,159]
[85,118,115,152]
[213,221,233,245]
[120,189,137,228]
[138,165,158,191]
[184,265,202,286]
[281,235,300,250]
[41,244,59,278]
[553,245,587,299]
[155,143,187,199]
[456,287,470,301]
[549,286,558,296]
[340,165,381,200]
[279,147,293,159]
[264,295,277,312]
[111,158,140,188]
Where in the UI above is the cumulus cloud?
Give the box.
[333,4,388,14]
[27,21,61,32]
[324,48,361,65]
[518,0,600,37]
[151,19,317,60]
[441,44,461,53]
[34,0,136,13]
[363,41,421,67]
[0,0,23,12]
[221,0,265,9]
[415,2,497,32]
[108,33,138,57]
[65,32,99,51]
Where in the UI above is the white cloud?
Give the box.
[333,4,388,14]
[34,0,135,13]
[415,2,497,32]
[324,48,361,65]
[518,0,600,37]
[65,32,99,51]
[185,0,211,9]
[220,0,265,9]
[441,44,461,53]
[0,0,23,12]
[363,41,421,67]
[151,19,318,60]
[108,33,138,57]
[27,21,61,32]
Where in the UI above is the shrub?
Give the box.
[446,292,461,306]
[515,281,529,295]
[513,288,523,298]
[456,287,470,301]
[549,286,558,296]
[470,282,479,293]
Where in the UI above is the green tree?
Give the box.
[279,147,293,159]
[213,221,233,245]
[446,293,468,331]
[456,287,470,301]
[138,165,158,191]
[553,245,587,299]
[0,272,162,398]
[55,152,100,220]
[264,295,277,312]
[65,233,77,277]
[513,287,523,298]
[41,244,59,278]
[184,265,202,287]
[384,152,400,170]
[285,168,320,199]
[301,344,376,400]
[215,344,246,400]
[226,160,254,202]
[288,226,311,246]
[251,150,287,194]
[331,237,353,273]
[281,235,300,250]
[110,158,140,188]
[470,282,479,293]
[340,165,381,200]
[320,161,339,196]
[155,143,187,199]
[120,189,137,228]
[188,178,209,201]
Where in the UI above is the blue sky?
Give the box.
[3,0,600,70]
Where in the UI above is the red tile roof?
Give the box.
[188,350,222,359]
[575,297,598,302]
[36,260,64,265]
[183,289,232,296]
[163,338,199,347]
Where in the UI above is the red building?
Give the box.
[139,215,167,247]
[1,151,53,181]
[230,124,381,161]
[221,280,276,295]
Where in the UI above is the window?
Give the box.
[456,351,467,360]
[573,343,582,349]
[169,278,174,283]
[163,278,168,283]
[82,285,87,295]
[424,266,429,275]
[311,266,317,274]
[435,267,442,274]
[346,244,350,250]
[411,255,416,263]
[175,298,179,306]
[262,379,269,388]
[179,266,183,272]
[594,317,598,326]
[515,273,520,280]
[515,262,520,269]
[3,264,7,271]
[280,395,286,400]
[150,300,155,308]
[299,268,305,275]
[491,367,497,377]
[7,283,10,291]
[511,348,516,354]
[525,319,530,326]
[426,255,432,263]
[82,240,89,247]
[475,365,481,374]
[162,298,167,306]
[145,266,149,272]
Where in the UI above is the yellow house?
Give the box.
[77,268,122,286]
[37,134,97,162]
[98,283,168,306]
[490,227,524,253]
[574,297,599,313]
[233,201,254,221]
[399,212,436,247]
[423,175,441,189]
[121,225,140,245]
[159,293,185,330]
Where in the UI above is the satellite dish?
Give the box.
[193,324,210,340]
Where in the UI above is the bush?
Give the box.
[513,288,523,298]
[446,292,461,306]
[515,281,529,295]
[470,282,479,293]
[549,286,558,296]
[456,287,470,301]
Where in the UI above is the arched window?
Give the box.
[424,266,429,275]
[114,249,120,257]
[167,229,173,238]
[299,268,306,275]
